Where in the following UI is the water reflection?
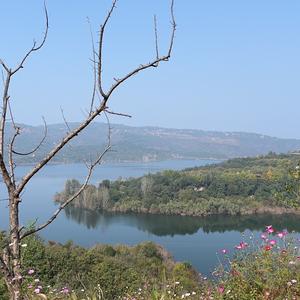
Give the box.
[64,206,300,236]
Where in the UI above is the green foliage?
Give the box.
[56,154,300,216]
[0,236,199,300]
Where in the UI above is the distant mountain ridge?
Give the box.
[5,122,300,164]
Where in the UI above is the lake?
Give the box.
[1,160,300,276]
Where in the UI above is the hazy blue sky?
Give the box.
[0,1,299,138]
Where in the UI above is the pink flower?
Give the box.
[266,225,274,234]
[235,242,248,250]
[62,287,69,294]
[218,285,225,294]
[220,249,228,254]
[260,233,267,240]
[34,288,40,294]
[28,269,35,275]
[264,245,272,251]
[269,239,277,246]
[277,231,288,238]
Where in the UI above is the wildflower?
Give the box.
[264,245,272,251]
[34,288,41,294]
[235,242,248,250]
[277,231,288,238]
[175,281,180,285]
[192,291,196,295]
[218,285,225,294]
[289,261,296,265]
[220,249,228,254]
[260,233,267,240]
[266,225,275,234]
[61,287,69,294]
[269,239,277,246]
[34,279,40,282]
[28,269,35,275]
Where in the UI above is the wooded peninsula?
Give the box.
[55,153,300,216]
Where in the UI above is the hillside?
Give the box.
[56,153,300,216]
[5,122,300,164]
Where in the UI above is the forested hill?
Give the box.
[6,122,300,163]
[56,154,300,216]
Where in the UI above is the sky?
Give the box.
[0,1,299,139]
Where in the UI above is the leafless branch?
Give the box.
[20,116,112,240]
[0,71,13,189]
[168,0,176,57]
[87,18,98,116]
[12,117,47,156]
[14,0,176,197]
[105,0,176,99]
[60,107,71,132]
[154,15,159,60]
[8,126,20,186]
[10,3,48,76]
[105,109,132,118]
[0,59,9,74]
[97,0,118,98]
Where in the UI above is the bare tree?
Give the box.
[0,1,176,299]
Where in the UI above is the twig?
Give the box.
[10,3,48,76]
[97,0,118,98]
[12,117,47,156]
[105,110,132,118]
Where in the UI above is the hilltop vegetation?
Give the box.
[6,122,300,164]
[56,153,300,216]
[0,233,201,300]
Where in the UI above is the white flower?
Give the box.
[291,279,297,284]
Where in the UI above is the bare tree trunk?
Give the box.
[8,196,22,300]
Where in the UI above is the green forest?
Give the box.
[56,153,300,216]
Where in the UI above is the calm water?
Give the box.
[1,160,300,275]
